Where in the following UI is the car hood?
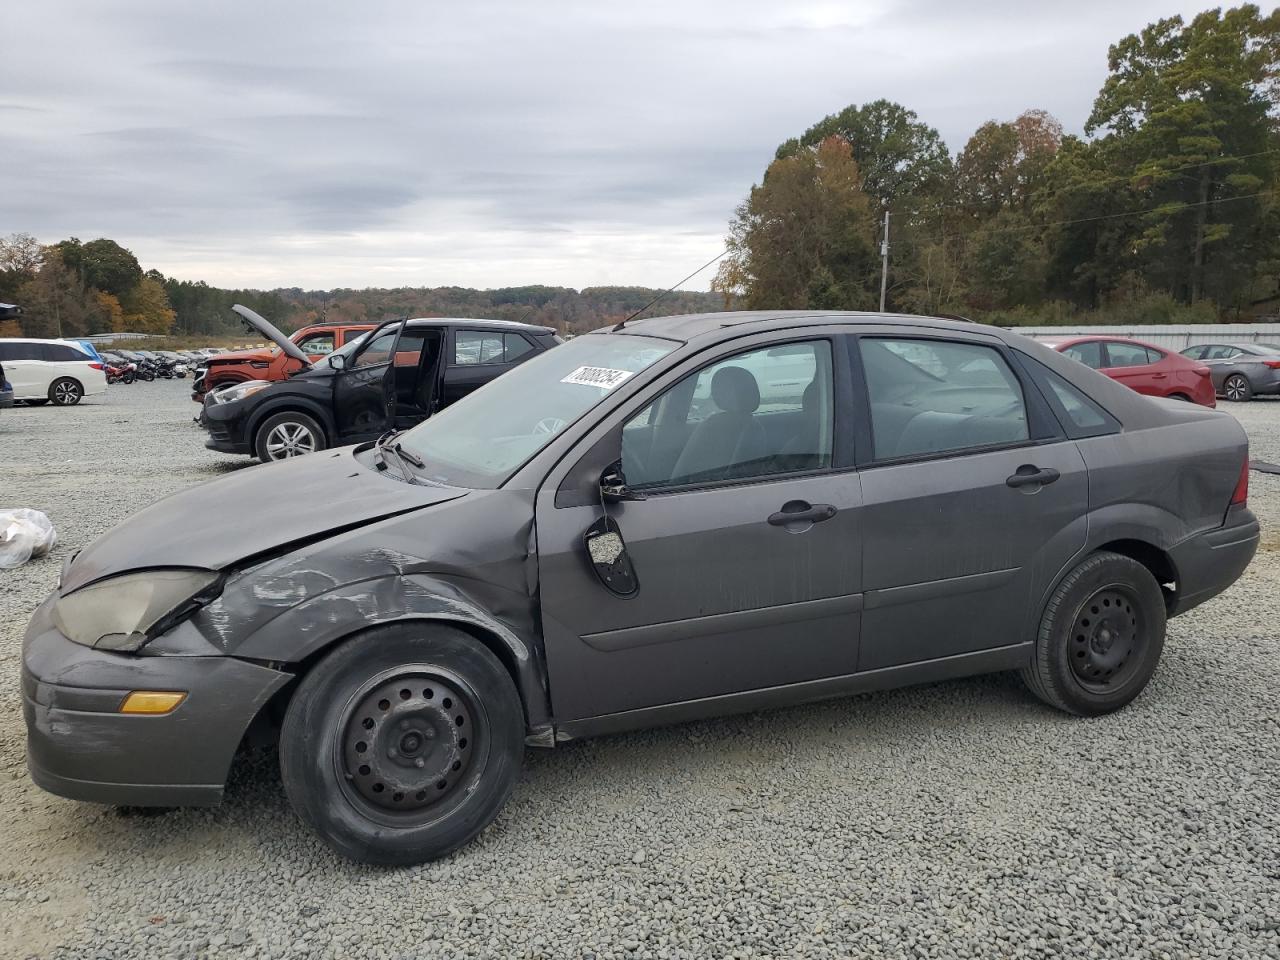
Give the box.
[60,448,467,594]
[232,304,312,366]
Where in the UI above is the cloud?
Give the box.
[0,0,1213,290]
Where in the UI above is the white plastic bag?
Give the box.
[0,509,58,569]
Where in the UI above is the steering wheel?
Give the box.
[532,417,566,435]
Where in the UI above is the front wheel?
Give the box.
[49,378,83,405]
[1223,375,1253,402]
[253,411,327,461]
[1021,551,1166,716]
[279,624,525,865]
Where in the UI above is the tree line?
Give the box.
[714,5,1280,325]
[0,233,721,339]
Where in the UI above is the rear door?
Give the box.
[1101,341,1163,395]
[853,332,1088,670]
[0,341,45,398]
[441,330,537,407]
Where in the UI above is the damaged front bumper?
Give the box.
[22,594,291,807]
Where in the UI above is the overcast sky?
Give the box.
[2,1,1213,292]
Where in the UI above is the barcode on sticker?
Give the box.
[561,366,633,389]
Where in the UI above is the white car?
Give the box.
[0,338,108,406]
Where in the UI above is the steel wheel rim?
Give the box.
[1225,377,1247,401]
[265,422,317,459]
[334,665,489,827]
[54,382,79,403]
[1069,584,1146,692]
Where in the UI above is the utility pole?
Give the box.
[879,208,890,313]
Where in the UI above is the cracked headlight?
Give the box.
[54,569,222,651]
[212,380,271,404]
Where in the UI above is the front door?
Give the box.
[535,336,864,722]
[332,323,414,444]
[852,335,1088,670]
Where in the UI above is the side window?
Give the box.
[1183,345,1206,360]
[1062,341,1103,369]
[1204,345,1235,360]
[1042,371,1109,430]
[454,331,505,365]
[622,340,833,489]
[42,344,86,361]
[352,331,397,368]
[298,332,336,356]
[1103,342,1152,368]
[504,334,533,362]
[861,338,1029,460]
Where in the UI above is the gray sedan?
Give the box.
[1180,342,1280,401]
[23,311,1259,864]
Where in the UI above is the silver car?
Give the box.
[1180,343,1280,401]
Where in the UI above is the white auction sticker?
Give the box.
[560,366,633,390]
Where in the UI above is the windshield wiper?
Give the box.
[373,431,420,484]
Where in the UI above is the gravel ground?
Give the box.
[0,380,1278,960]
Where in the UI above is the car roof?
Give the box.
[395,317,556,335]
[587,310,1002,344]
[1038,334,1166,350]
[0,337,95,347]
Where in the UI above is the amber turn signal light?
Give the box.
[119,691,187,715]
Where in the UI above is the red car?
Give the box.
[191,322,376,402]
[1042,335,1216,408]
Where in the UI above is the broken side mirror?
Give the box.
[328,353,346,371]
[600,461,644,503]
[584,515,638,598]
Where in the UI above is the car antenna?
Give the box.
[612,249,728,331]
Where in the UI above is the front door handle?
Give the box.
[1006,465,1061,488]
[767,501,837,526]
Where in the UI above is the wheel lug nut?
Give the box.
[425,729,435,739]
[388,748,398,758]
[415,758,425,768]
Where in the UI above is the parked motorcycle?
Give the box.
[135,359,157,382]
[105,361,137,385]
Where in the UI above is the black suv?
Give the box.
[201,306,560,461]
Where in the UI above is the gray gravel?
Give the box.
[1,381,1278,960]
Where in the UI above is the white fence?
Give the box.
[1009,324,1280,351]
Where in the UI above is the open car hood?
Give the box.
[60,448,467,594]
[232,304,312,366]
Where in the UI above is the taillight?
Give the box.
[89,362,104,370]
[1263,360,1280,369]
[1231,459,1249,507]
[1194,365,1211,377]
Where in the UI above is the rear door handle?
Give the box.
[1006,466,1061,488]
[767,501,837,526]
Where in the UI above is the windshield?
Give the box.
[398,334,677,488]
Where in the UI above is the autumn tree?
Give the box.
[120,275,177,334]
[775,100,952,208]
[714,136,879,310]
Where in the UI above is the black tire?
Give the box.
[1223,374,1253,402]
[49,378,83,406]
[123,372,135,384]
[279,623,524,865]
[1020,551,1166,716]
[253,410,327,461]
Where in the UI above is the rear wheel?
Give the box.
[253,411,326,461]
[1021,551,1166,716]
[1223,375,1252,402]
[279,624,524,865]
[49,378,83,406]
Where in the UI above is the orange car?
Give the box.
[191,323,375,402]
